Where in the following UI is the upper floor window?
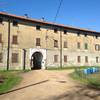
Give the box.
[12,53,18,63]
[95,44,100,51]
[0,18,3,24]
[64,55,67,63]
[36,25,41,30]
[13,20,18,26]
[85,43,88,50]
[12,35,18,44]
[36,38,41,46]
[64,41,67,48]
[54,55,58,62]
[0,53,3,63]
[77,42,80,49]
[0,34,2,43]
[54,28,58,33]
[54,40,58,47]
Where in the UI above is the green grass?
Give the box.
[71,68,100,89]
[0,70,23,93]
[47,66,95,70]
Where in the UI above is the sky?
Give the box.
[0,0,100,32]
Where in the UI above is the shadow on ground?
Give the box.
[44,85,100,100]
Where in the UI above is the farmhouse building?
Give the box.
[0,12,100,70]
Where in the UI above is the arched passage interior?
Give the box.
[31,52,43,70]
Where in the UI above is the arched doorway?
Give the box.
[31,52,43,70]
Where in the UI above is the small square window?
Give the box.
[85,34,87,37]
[54,28,58,33]
[95,36,98,39]
[13,20,18,26]
[0,18,3,24]
[64,30,67,34]
[36,25,41,30]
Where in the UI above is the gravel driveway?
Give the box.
[0,70,100,100]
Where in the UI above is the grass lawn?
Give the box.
[71,68,100,89]
[0,70,23,94]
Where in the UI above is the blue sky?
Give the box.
[0,0,100,32]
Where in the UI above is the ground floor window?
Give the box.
[0,53,3,63]
[85,56,88,63]
[64,55,67,62]
[96,57,99,63]
[12,53,18,63]
[54,55,58,63]
[77,56,81,63]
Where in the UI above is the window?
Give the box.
[54,28,58,33]
[85,56,88,63]
[77,32,80,36]
[0,34,2,43]
[0,18,3,24]
[85,34,87,37]
[95,44,99,51]
[54,40,58,47]
[77,56,81,63]
[85,43,88,50]
[95,35,98,39]
[64,30,67,34]
[36,25,41,30]
[64,55,67,63]
[54,55,58,62]
[12,35,18,44]
[36,38,41,46]
[0,53,3,63]
[96,57,99,63]
[77,42,80,49]
[64,41,67,48]
[12,53,18,63]
[13,20,18,26]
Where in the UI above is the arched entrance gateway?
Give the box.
[31,52,43,70]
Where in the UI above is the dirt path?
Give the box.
[0,70,100,100]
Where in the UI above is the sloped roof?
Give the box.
[0,12,100,34]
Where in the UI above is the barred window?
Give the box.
[54,40,58,47]
[0,34,2,43]
[12,53,18,63]
[12,35,18,44]
[0,53,3,63]
[77,56,81,63]
[36,38,41,46]
[64,55,67,63]
[64,41,67,48]
[54,55,58,62]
